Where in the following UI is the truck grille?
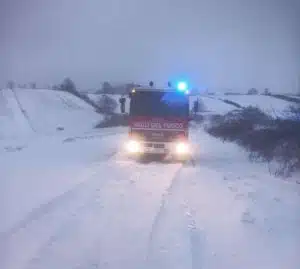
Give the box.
[153,144,164,148]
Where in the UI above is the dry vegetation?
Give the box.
[206,106,300,177]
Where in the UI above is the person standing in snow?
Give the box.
[193,99,199,115]
[119,95,126,113]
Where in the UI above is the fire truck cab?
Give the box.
[125,83,191,160]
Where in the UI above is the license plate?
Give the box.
[144,147,165,154]
[153,144,164,149]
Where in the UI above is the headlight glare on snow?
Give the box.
[176,142,190,154]
[126,140,141,153]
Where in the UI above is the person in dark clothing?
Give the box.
[193,99,199,115]
[119,96,126,113]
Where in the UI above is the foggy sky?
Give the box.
[1,0,299,92]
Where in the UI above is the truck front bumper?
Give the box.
[125,140,190,156]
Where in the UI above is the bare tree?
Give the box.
[102,81,113,94]
[60,78,78,96]
[248,88,258,95]
[97,94,117,113]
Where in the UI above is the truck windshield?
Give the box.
[130,91,189,117]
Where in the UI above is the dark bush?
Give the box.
[247,88,258,95]
[224,92,242,95]
[207,106,300,177]
[222,99,243,108]
[270,94,300,104]
[191,114,205,123]
[96,94,118,114]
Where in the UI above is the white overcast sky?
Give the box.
[1,0,299,92]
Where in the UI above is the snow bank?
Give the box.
[0,128,127,234]
[0,89,34,139]
[189,95,236,114]
[221,94,295,117]
[12,89,103,134]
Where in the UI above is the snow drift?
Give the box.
[221,94,295,117]
[0,88,103,138]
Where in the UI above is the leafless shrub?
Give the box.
[96,94,118,114]
[207,106,300,177]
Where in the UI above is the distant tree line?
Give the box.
[222,88,271,95]
[6,81,40,90]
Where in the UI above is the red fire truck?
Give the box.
[125,83,191,160]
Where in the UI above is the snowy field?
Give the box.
[0,89,33,139]
[219,94,296,117]
[1,88,300,269]
[189,95,236,114]
[0,89,103,139]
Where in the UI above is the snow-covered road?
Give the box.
[1,126,300,269]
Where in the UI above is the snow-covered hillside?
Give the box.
[0,88,103,138]
[189,95,237,114]
[220,94,295,117]
[0,89,33,139]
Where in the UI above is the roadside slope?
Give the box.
[14,88,104,134]
[0,89,33,139]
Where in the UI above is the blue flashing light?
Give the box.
[177,81,188,92]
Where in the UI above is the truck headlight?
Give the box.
[126,140,141,153]
[176,142,190,154]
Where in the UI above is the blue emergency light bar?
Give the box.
[176,81,188,92]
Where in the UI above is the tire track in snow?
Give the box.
[0,151,119,240]
[145,164,184,266]
[1,130,126,239]
[26,158,168,269]
[69,161,182,269]
[0,158,119,269]
[185,208,204,269]
[1,132,124,238]
[23,182,106,269]
[145,164,207,269]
